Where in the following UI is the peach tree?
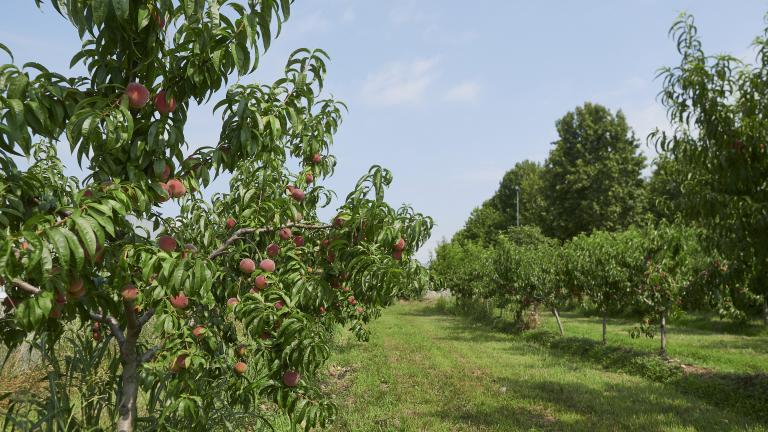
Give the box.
[0,1,432,430]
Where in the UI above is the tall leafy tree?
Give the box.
[543,102,646,240]
[0,1,432,431]
[495,160,547,230]
[654,13,768,324]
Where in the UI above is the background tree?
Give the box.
[494,160,547,230]
[543,102,646,241]
[654,13,768,324]
[0,1,432,431]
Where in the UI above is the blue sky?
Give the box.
[2,0,767,261]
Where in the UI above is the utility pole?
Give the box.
[514,185,520,227]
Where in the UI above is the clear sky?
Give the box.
[2,1,766,261]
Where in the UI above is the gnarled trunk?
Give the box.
[552,308,564,336]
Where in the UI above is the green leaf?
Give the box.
[71,216,96,263]
[47,228,71,271]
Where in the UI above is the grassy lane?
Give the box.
[325,301,767,432]
[535,311,768,374]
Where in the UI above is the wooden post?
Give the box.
[552,308,564,336]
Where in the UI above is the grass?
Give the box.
[321,300,768,432]
[535,310,768,374]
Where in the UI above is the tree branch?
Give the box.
[137,308,155,327]
[207,223,332,260]
[11,278,41,295]
[90,311,126,346]
[139,345,162,364]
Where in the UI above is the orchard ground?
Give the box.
[291,300,768,432]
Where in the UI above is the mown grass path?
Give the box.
[326,301,767,432]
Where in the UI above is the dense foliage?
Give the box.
[0,1,432,431]
[653,13,768,324]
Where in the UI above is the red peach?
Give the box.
[311,153,322,164]
[279,227,292,240]
[267,243,280,257]
[192,325,205,338]
[239,258,256,274]
[254,275,268,290]
[260,259,276,273]
[166,179,186,198]
[293,236,305,247]
[158,235,177,252]
[125,82,150,109]
[170,293,188,310]
[393,238,406,252]
[121,285,138,301]
[154,90,177,115]
[282,370,301,387]
[226,217,236,230]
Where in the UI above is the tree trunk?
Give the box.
[763,295,768,327]
[601,316,607,345]
[552,308,564,336]
[117,314,141,431]
[660,312,667,358]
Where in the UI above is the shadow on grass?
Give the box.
[417,301,768,426]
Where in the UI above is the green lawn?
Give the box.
[321,301,768,432]
[536,310,768,374]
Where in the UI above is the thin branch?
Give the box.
[139,345,162,364]
[207,222,332,260]
[11,278,41,295]
[89,311,126,346]
[137,308,155,327]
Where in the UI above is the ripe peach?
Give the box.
[239,258,256,274]
[68,278,85,298]
[393,238,406,252]
[260,259,276,273]
[171,354,187,373]
[311,153,322,164]
[254,274,268,290]
[166,179,186,198]
[170,293,188,310]
[356,307,364,314]
[279,227,292,240]
[125,82,150,109]
[154,90,176,115]
[319,306,326,314]
[158,235,177,252]
[392,250,403,261]
[274,300,284,310]
[267,243,280,257]
[227,297,239,307]
[160,164,171,181]
[233,362,247,375]
[282,370,301,387]
[121,285,138,301]
[290,188,305,202]
[305,172,314,184]
[83,189,94,198]
[226,217,236,230]
[293,236,305,247]
[192,325,205,338]
[347,296,356,305]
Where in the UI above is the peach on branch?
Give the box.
[125,82,150,109]
[253,274,268,290]
[239,258,256,274]
[282,370,301,387]
[121,285,138,301]
[305,172,314,184]
[68,278,85,299]
[236,344,247,357]
[170,355,187,373]
[170,293,188,310]
[311,153,322,164]
[393,238,406,252]
[226,217,237,230]
[192,325,205,339]
[279,227,292,240]
[392,250,403,261]
[290,187,305,202]
[293,236,305,247]
[166,179,186,198]
[158,235,177,252]
[267,243,280,257]
[274,300,285,310]
[154,90,177,115]
[233,362,247,375]
[260,259,276,273]
[227,297,239,307]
